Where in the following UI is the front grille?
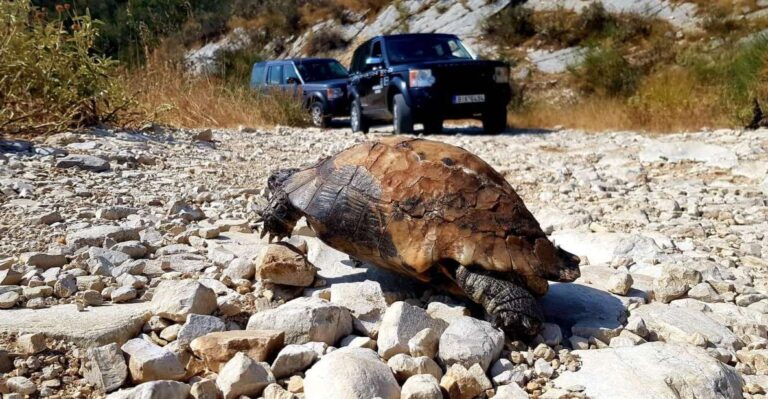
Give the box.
[433,65,494,94]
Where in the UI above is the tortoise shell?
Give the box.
[280,137,570,296]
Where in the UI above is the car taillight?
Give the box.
[409,69,435,88]
[327,88,343,100]
[494,66,510,84]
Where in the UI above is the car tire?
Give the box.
[482,106,508,134]
[423,117,443,134]
[393,93,414,134]
[350,98,369,134]
[310,102,331,128]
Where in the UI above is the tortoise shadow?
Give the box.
[538,282,627,335]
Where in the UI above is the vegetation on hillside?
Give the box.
[487,2,768,131]
[3,0,768,134]
[0,2,135,134]
[31,0,390,66]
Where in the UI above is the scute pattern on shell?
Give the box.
[282,137,554,295]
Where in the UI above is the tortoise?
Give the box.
[258,137,580,337]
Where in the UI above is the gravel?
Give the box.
[0,125,766,398]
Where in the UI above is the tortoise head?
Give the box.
[257,168,302,242]
[267,168,300,192]
[257,190,301,242]
[533,238,581,282]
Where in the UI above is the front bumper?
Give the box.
[408,84,512,119]
[324,97,350,117]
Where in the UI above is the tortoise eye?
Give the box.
[275,205,287,218]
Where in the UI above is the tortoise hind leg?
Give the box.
[455,265,544,339]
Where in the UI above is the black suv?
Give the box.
[251,58,350,127]
[348,33,512,134]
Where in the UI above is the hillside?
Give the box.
[5,0,768,133]
[178,0,768,131]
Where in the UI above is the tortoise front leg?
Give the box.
[455,265,544,339]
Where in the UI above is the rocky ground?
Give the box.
[0,124,767,399]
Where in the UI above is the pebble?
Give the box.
[1,126,767,398]
[18,333,47,354]
[215,352,272,399]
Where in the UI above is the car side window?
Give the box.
[251,63,267,87]
[284,64,300,84]
[371,41,382,58]
[267,65,283,85]
[363,41,382,72]
[448,40,463,57]
[350,42,370,74]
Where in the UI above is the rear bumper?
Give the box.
[408,84,511,120]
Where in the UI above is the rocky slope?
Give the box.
[0,125,767,398]
[185,0,714,76]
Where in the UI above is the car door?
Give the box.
[282,62,304,99]
[250,62,267,91]
[350,41,375,115]
[266,64,284,93]
[366,40,388,115]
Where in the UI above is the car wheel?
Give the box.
[310,102,330,128]
[350,98,369,134]
[482,106,508,134]
[393,93,414,134]
[423,118,443,134]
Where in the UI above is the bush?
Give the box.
[304,29,349,55]
[0,1,135,134]
[578,2,614,37]
[629,66,725,130]
[484,5,536,45]
[727,35,768,108]
[577,3,657,44]
[534,8,581,46]
[127,64,309,128]
[571,46,640,97]
[220,47,264,85]
[701,6,742,36]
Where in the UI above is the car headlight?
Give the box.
[494,66,510,84]
[409,69,435,88]
[327,88,343,100]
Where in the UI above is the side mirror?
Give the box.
[365,57,383,67]
[286,77,300,85]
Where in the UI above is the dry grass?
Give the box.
[125,63,308,129]
[629,67,729,131]
[508,101,731,133]
[509,98,634,132]
[509,67,732,133]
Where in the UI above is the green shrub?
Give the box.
[701,6,741,36]
[571,46,640,97]
[578,2,613,37]
[727,35,768,101]
[534,8,580,46]
[220,46,264,85]
[0,1,134,134]
[484,5,536,45]
[577,3,657,44]
[304,29,349,55]
[725,35,768,120]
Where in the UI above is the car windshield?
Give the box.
[295,60,348,82]
[386,36,474,65]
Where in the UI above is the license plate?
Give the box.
[452,94,485,104]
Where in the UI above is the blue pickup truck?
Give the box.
[251,58,350,127]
